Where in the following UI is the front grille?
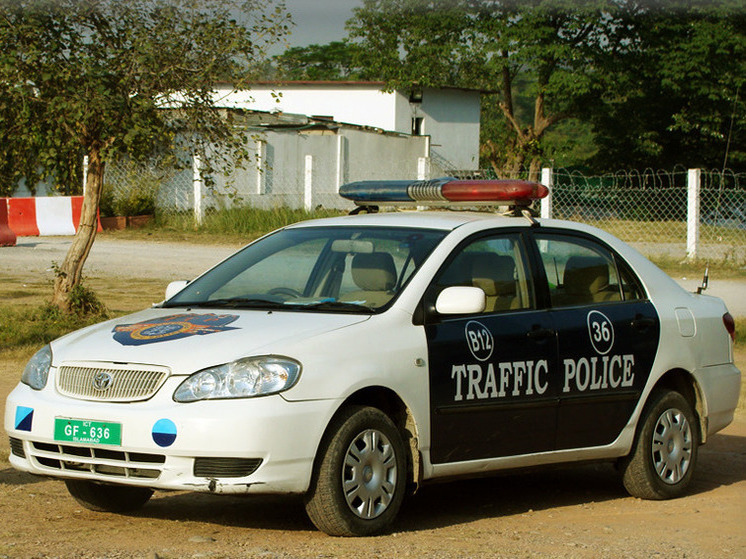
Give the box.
[193,457,263,478]
[30,441,164,480]
[9,437,25,458]
[56,363,170,402]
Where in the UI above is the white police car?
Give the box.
[5,179,741,536]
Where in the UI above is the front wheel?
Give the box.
[304,406,407,537]
[65,479,153,512]
[620,389,699,500]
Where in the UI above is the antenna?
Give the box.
[697,266,709,294]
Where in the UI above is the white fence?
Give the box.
[103,158,745,263]
[540,167,745,263]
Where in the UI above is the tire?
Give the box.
[620,390,699,500]
[65,479,153,513]
[304,406,407,537]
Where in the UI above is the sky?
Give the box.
[280,0,363,49]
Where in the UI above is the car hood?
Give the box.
[50,307,370,374]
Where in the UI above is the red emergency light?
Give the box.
[339,178,549,207]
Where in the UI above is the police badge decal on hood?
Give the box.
[112,313,240,346]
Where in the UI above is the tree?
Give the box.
[0,0,290,311]
[347,0,612,179]
[274,41,366,80]
[587,0,746,172]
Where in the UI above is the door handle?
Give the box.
[631,315,656,330]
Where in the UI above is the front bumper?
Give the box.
[5,380,337,494]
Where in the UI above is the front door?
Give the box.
[425,232,560,464]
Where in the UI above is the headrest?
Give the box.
[563,255,610,295]
[351,252,397,292]
[470,253,516,297]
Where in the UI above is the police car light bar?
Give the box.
[339,178,549,207]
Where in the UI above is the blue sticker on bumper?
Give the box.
[15,406,33,431]
[152,418,177,447]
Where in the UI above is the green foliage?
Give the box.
[584,1,746,172]
[102,163,162,216]
[68,284,108,317]
[0,0,291,193]
[157,205,345,239]
[274,41,366,80]
[338,0,746,174]
[0,303,106,350]
[347,0,615,177]
[50,261,109,317]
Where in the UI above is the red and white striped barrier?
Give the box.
[0,198,16,246]
[2,196,101,241]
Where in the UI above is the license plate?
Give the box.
[54,418,122,446]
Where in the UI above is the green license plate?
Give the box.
[54,418,122,446]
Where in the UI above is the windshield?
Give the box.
[165,226,447,313]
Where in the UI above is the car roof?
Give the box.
[283,210,621,240]
[284,210,531,231]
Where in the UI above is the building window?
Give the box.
[412,117,424,136]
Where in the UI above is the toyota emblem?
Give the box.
[92,372,113,391]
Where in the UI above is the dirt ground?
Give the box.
[1,237,744,558]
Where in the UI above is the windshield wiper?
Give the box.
[173,297,288,310]
[292,300,375,313]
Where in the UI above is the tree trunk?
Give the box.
[51,147,105,311]
[528,157,541,182]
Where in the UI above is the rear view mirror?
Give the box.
[435,286,486,315]
[330,239,374,254]
[165,280,188,300]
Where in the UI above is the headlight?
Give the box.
[174,356,301,402]
[21,345,52,390]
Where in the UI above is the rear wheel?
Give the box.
[620,390,698,500]
[65,479,153,512]
[304,406,407,537]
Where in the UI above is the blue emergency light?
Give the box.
[339,178,549,206]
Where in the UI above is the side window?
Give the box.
[435,234,533,313]
[618,262,646,301]
[535,234,625,307]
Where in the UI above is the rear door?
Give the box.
[530,231,660,449]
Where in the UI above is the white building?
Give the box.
[212,81,482,171]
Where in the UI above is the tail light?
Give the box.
[723,312,736,342]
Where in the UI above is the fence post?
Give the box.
[335,135,346,192]
[686,168,701,260]
[193,154,204,226]
[82,155,89,196]
[540,167,553,219]
[417,157,430,180]
[304,155,313,211]
[256,140,265,195]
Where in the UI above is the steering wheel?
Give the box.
[267,287,302,299]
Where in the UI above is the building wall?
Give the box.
[419,87,481,171]
[213,83,481,171]
[207,127,430,211]
[213,83,398,131]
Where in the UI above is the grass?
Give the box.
[648,255,746,281]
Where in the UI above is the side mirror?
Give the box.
[435,286,486,315]
[165,280,189,300]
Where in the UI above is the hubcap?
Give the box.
[342,429,397,520]
[651,408,692,485]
